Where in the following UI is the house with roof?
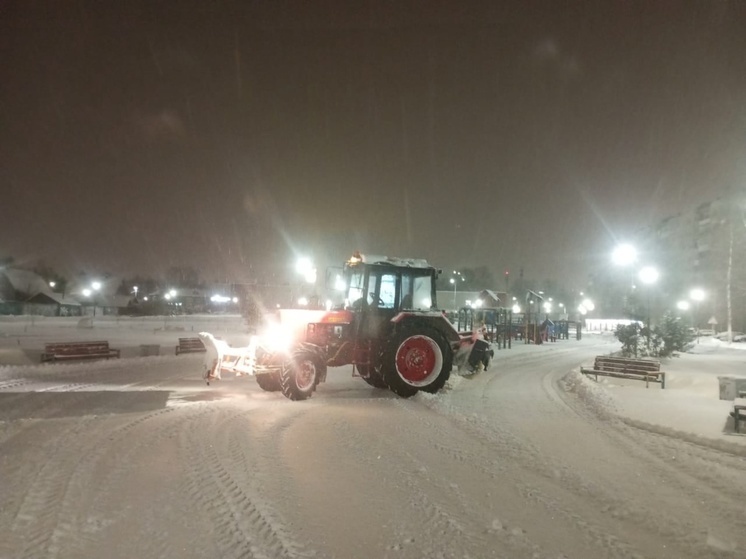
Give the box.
[0,268,84,316]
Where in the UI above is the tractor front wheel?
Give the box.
[255,372,281,392]
[279,350,321,401]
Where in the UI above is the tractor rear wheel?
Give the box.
[255,372,281,392]
[279,349,321,401]
[382,325,452,398]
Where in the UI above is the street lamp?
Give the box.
[90,281,102,316]
[296,257,317,284]
[612,243,638,267]
[638,266,659,338]
[612,244,638,315]
[450,271,464,308]
[689,287,705,342]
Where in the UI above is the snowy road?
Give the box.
[1,339,744,559]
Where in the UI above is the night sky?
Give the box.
[2,1,745,286]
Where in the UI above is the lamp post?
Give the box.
[612,243,638,315]
[91,281,102,316]
[689,288,705,342]
[450,271,464,309]
[638,266,659,341]
[295,257,317,308]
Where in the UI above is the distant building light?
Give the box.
[211,294,230,303]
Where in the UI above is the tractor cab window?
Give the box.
[347,269,365,308]
[400,273,433,310]
[364,272,396,309]
[411,275,433,310]
[377,274,396,309]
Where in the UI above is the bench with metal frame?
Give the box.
[732,398,746,433]
[581,355,666,389]
[41,341,121,363]
[175,337,207,355]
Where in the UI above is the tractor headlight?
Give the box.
[257,322,292,353]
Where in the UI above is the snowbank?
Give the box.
[567,336,746,453]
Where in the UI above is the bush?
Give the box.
[614,314,693,358]
[655,312,694,357]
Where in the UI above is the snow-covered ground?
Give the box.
[571,335,746,450]
[1,316,745,558]
[2,316,743,446]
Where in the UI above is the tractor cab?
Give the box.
[340,252,439,341]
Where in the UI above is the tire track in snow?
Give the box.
[327,405,516,558]
[180,405,314,559]
[389,398,644,559]
[8,407,177,559]
[412,353,704,558]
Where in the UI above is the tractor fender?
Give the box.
[391,311,461,343]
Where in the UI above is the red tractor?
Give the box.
[200,252,477,401]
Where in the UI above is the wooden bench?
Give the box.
[732,398,746,433]
[175,337,206,355]
[41,341,121,363]
[581,356,666,389]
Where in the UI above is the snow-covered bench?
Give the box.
[581,356,665,389]
[41,341,120,363]
[732,398,746,433]
[175,337,206,355]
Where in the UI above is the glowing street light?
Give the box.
[296,257,317,284]
[450,271,465,308]
[638,266,659,285]
[677,300,690,311]
[612,243,638,266]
